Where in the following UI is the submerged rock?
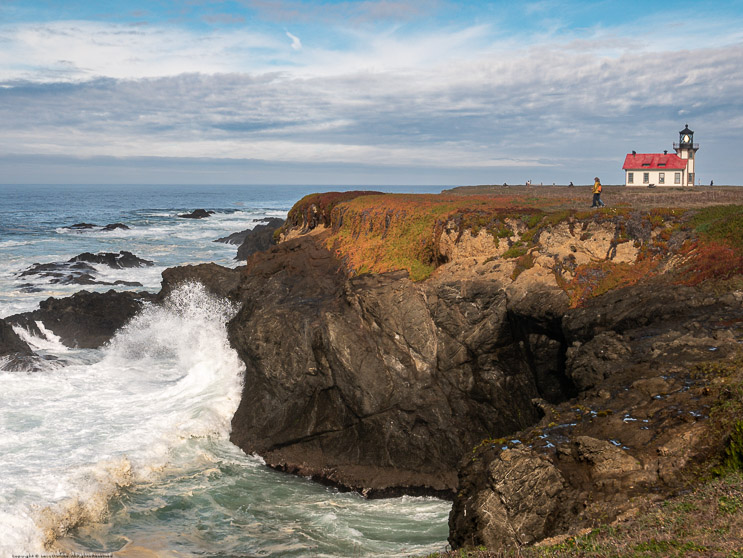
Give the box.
[19,261,98,285]
[65,223,130,232]
[101,223,130,231]
[65,223,98,230]
[178,209,214,219]
[69,251,153,269]
[18,251,151,287]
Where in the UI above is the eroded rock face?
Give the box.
[215,235,578,496]
[448,282,743,551]
[7,290,155,349]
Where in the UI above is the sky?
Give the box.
[1,0,742,186]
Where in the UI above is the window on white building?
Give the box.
[659,172,665,184]
[643,173,649,184]
[675,173,681,184]
[628,172,634,184]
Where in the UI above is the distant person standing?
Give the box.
[591,177,605,208]
[711,180,714,186]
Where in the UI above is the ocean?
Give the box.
[0,184,451,557]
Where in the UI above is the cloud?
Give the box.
[0,21,287,82]
[286,30,302,51]
[1,6,743,184]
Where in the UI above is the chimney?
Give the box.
[664,150,668,155]
[632,150,636,155]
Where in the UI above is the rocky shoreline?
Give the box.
[3,190,743,552]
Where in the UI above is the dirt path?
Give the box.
[444,185,743,210]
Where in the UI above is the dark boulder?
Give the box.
[178,209,214,219]
[215,230,249,245]
[158,263,243,302]
[0,318,33,357]
[7,290,156,349]
[102,223,130,231]
[0,318,62,371]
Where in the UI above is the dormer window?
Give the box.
[658,163,666,167]
[642,163,650,167]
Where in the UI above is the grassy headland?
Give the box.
[279,186,743,301]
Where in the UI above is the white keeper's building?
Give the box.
[622,125,699,187]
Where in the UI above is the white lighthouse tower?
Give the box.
[674,124,699,186]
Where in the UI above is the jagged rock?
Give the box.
[178,209,214,219]
[18,252,152,287]
[449,448,565,549]
[573,435,641,477]
[215,230,251,245]
[0,321,62,372]
[235,218,284,260]
[7,290,155,349]
[65,223,130,232]
[19,261,98,285]
[69,251,153,269]
[631,376,672,398]
[565,331,631,391]
[214,217,284,260]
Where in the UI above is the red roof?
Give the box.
[622,153,687,170]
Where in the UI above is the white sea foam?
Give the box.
[0,283,244,555]
[12,322,69,353]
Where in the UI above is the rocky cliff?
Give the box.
[220,191,741,549]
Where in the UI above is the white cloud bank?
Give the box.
[0,15,742,184]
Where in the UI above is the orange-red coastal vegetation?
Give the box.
[277,189,743,307]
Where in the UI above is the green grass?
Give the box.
[691,205,743,250]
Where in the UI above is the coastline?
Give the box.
[4,184,743,555]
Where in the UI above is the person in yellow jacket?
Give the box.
[591,177,605,208]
